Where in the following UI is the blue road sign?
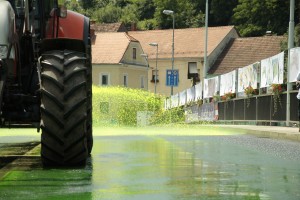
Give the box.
[166,70,179,86]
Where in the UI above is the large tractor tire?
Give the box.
[86,39,93,154]
[40,50,89,166]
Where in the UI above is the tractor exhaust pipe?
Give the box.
[24,0,30,33]
[0,59,3,70]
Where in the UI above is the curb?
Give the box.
[218,125,300,142]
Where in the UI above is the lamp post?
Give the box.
[163,9,175,95]
[149,43,158,94]
[204,0,208,80]
[286,0,295,126]
[141,53,149,90]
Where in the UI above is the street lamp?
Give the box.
[163,9,175,95]
[141,53,149,90]
[149,43,158,94]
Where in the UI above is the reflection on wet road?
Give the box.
[0,133,300,200]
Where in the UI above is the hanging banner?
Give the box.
[238,63,258,92]
[198,102,217,121]
[260,52,284,88]
[204,76,219,98]
[187,87,195,103]
[164,98,171,110]
[195,82,202,100]
[220,70,236,96]
[171,93,179,108]
[289,47,300,82]
[179,90,187,106]
[260,58,272,88]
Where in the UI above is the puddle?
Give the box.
[0,131,299,200]
[0,142,40,169]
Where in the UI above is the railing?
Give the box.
[185,91,298,126]
[218,91,298,125]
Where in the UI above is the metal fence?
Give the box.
[218,91,298,125]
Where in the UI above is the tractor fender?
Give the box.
[40,38,86,55]
[46,10,90,46]
[0,0,15,59]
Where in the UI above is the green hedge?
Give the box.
[92,86,164,126]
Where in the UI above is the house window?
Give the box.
[151,70,159,82]
[123,74,128,87]
[133,48,137,60]
[140,76,145,88]
[188,62,198,79]
[100,73,110,86]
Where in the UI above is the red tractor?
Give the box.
[0,0,93,166]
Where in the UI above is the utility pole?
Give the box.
[203,0,208,81]
[287,0,295,126]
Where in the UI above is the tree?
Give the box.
[80,0,95,9]
[210,0,238,26]
[232,0,296,37]
[120,4,139,25]
[153,0,204,29]
[93,3,123,23]
[63,0,84,12]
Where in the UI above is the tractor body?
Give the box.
[0,0,93,166]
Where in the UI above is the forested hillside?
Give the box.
[64,0,299,37]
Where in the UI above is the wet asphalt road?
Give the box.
[0,128,300,200]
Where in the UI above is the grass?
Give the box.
[0,86,243,137]
[92,125,244,136]
[0,124,244,138]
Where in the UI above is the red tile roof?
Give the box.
[92,32,137,64]
[91,22,127,32]
[128,26,237,59]
[209,36,286,75]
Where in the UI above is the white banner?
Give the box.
[187,87,195,102]
[195,82,202,100]
[289,47,300,82]
[165,98,171,110]
[220,70,236,95]
[204,76,219,98]
[260,52,284,88]
[179,90,187,106]
[171,94,179,108]
[238,63,258,92]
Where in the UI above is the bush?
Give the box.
[92,85,163,126]
[150,107,185,125]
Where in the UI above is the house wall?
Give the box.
[92,40,148,89]
[147,58,202,96]
[122,42,146,66]
[92,64,148,89]
[145,29,239,96]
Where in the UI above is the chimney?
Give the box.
[131,22,137,31]
[265,31,272,36]
[90,26,96,45]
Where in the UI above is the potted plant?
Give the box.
[270,84,283,115]
[222,91,236,101]
[244,86,258,107]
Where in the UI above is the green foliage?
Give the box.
[92,85,187,126]
[232,0,292,37]
[75,0,297,36]
[63,0,84,12]
[137,19,158,30]
[92,85,164,126]
[93,4,123,23]
[279,23,300,52]
[210,0,238,26]
[153,0,204,29]
[120,4,139,24]
[150,107,185,125]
